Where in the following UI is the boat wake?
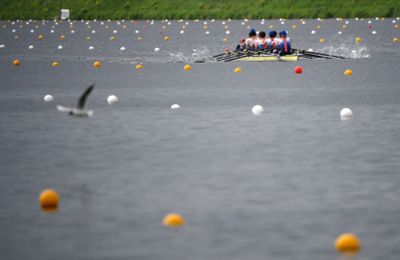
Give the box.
[169,47,214,63]
[318,45,370,59]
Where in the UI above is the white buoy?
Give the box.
[251,105,264,115]
[135,30,139,34]
[70,30,75,34]
[180,30,184,34]
[170,104,180,109]
[50,29,55,33]
[308,48,314,52]
[154,47,160,52]
[88,46,94,50]
[340,107,353,119]
[225,30,230,35]
[311,30,316,34]
[113,30,118,34]
[120,46,126,51]
[91,30,96,34]
[107,95,118,105]
[43,94,54,102]
[28,45,34,50]
[57,45,63,50]
[205,31,210,34]
[338,31,342,34]
[0,44,5,48]
[372,30,377,35]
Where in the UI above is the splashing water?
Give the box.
[318,45,370,58]
[191,47,214,63]
[169,52,189,63]
[169,47,214,63]
[316,36,370,58]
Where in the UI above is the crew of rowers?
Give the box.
[236,29,292,55]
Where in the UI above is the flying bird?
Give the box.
[57,83,94,117]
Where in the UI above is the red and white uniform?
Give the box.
[266,38,280,49]
[255,38,267,50]
[277,37,291,53]
[245,37,257,49]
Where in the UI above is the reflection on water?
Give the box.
[0,19,399,260]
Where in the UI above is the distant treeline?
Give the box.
[1,0,400,20]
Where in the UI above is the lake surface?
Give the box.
[0,18,400,260]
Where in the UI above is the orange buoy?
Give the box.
[52,61,60,67]
[162,213,185,227]
[184,64,192,71]
[12,59,21,66]
[355,37,361,43]
[93,61,102,68]
[294,66,303,74]
[136,64,143,70]
[234,67,241,73]
[335,233,361,253]
[39,189,59,209]
[344,69,353,76]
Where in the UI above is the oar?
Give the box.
[300,51,333,59]
[222,51,254,62]
[212,52,232,58]
[222,50,277,62]
[293,48,345,59]
[308,50,345,59]
[215,50,251,62]
[214,50,242,61]
[294,49,333,59]
[297,53,315,59]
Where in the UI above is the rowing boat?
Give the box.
[212,49,346,62]
[238,55,299,62]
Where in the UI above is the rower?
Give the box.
[235,37,246,51]
[278,30,291,55]
[245,29,257,50]
[266,31,279,53]
[256,31,267,51]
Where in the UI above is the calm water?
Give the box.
[0,19,400,260]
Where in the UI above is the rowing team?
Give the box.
[236,29,292,55]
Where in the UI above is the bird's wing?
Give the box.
[57,105,72,112]
[77,83,94,109]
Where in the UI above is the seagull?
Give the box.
[57,84,94,117]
